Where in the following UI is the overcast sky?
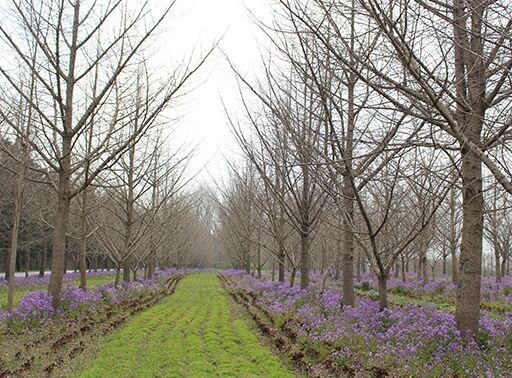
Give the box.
[161,0,272,186]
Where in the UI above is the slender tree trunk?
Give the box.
[422,253,428,283]
[401,254,406,282]
[290,268,296,287]
[38,248,44,277]
[122,258,131,282]
[114,265,121,288]
[78,190,89,290]
[342,178,355,306]
[300,230,310,290]
[377,274,388,310]
[495,249,502,283]
[148,254,156,279]
[278,246,285,282]
[49,164,72,308]
[7,208,22,311]
[502,256,507,278]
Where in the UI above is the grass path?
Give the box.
[78,274,296,378]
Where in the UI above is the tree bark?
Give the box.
[49,171,72,308]
[377,274,388,310]
[455,147,484,336]
[495,248,502,283]
[300,230,310,290]
[7,188,23,311]
[278,245,285,282]
[78,190,89,290]
[453,0,485,337]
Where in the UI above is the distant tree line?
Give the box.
[0,0,215,312]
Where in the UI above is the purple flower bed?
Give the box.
[354,272,512,305]
[0,268,183,333]
[226,271,512,376]
[0,270,118,291]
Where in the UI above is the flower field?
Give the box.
[221,270,512,377]
[0,269,184,376]
[3,269,512,377]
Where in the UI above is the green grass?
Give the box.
[77,274,295,378]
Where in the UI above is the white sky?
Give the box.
[159,0,273,186]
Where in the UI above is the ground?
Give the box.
[77,273,296,377]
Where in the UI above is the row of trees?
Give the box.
[218,0,512,337]
[0,0,214,310]
[0,130,216,298]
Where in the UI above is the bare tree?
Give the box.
[275,0,512,336]
[0,0,212,306]
[231,63,329,289]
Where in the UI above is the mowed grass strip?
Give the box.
[78,274,295,378]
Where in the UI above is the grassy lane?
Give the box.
[78,274,295,378]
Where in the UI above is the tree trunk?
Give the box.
[455,147,484,336]
[401,254,406,282]
[342,228,355,305]
[300,230,310,290]
[422,254,428,283]
[78,190,89,290]
[7,210,22,312]
[502,256,507,278]
[495,248,502,283]
[452,0,485,337]
[48,181,72,308]
[122,258,131,282]
[342,176,355,306]
[377,274,388,310]
[278,246,285,282]
[38,247,45,277]
[114,265,121,288]
[290,268,296,287]
[148,255,156,279]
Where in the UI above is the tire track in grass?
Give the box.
[78,274,296,378]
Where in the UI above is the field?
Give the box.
[0,272,116,308]
[0,270,182,376]
[78,274,295,377]
[221,271,512,376]
[1,270,511,377]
